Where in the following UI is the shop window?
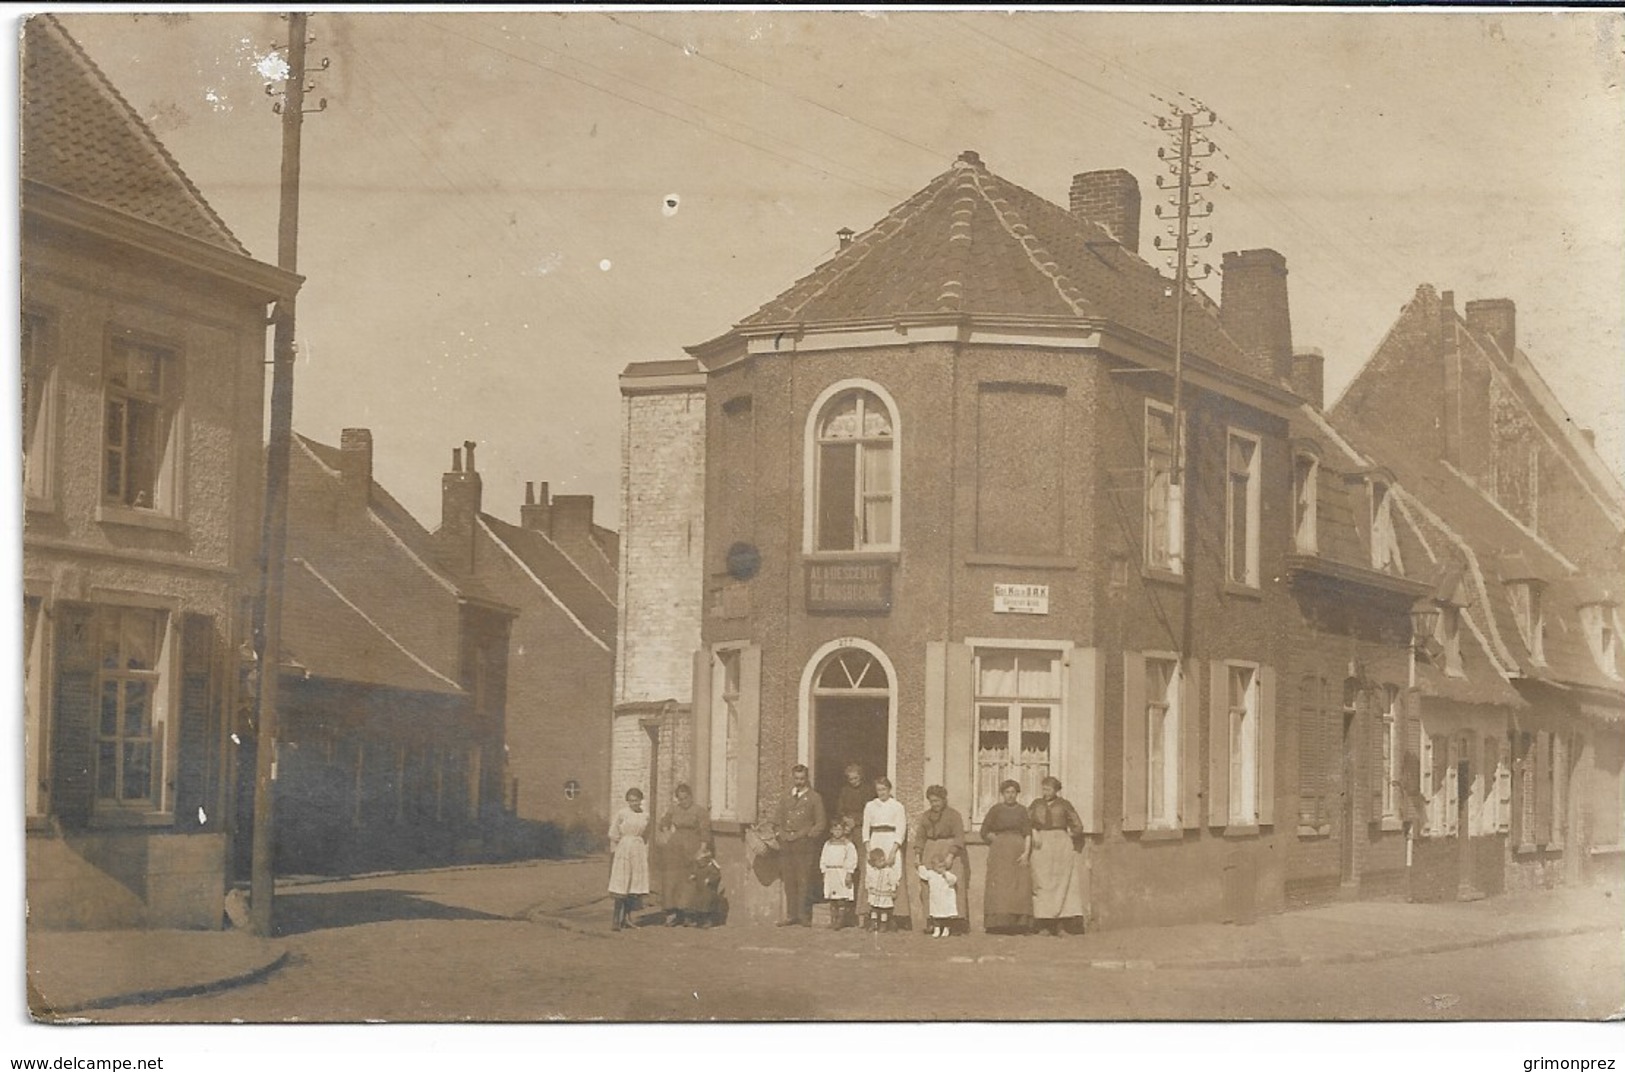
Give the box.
[103,336,180,513]
[809,385,897,552]
[1292,451,1318,555]
[1145,402,1182,572]
[1226,431,1260,587]
[1370,480,1404,574]
[973,648,1060,820]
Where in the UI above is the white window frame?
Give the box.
[92,605,176,817]
[1370,479,1404,574]
[1145,655,1182,830]
[1225,429,1261,588]
[1144,401,1182,574]
[710,644,747,821]
[1381,685,1400,823]
[969,640,1069,823]
[803,380,901,554]
[1292,450,1318,555]
[102,333,184,519]
[1225,661,1260,826]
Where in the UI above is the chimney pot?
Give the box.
[1070,169,1141,255]
[1220,248,1294,384]
[837,227,855,249]
[1465,298,1516,358]
[451,447,462,474]
[525,481,535,506]
[522,481,551,533]
[464,441,477,473]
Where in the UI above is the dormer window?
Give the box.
[1369,479,1403,575]
[1439,604,1464,677]
[1292,451,1318,555]
[1506,580,1546,664]
[1580,602,1621,679]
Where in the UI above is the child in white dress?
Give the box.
[819,820,859,930]
[865,847,899,932]
[917,854,960,938]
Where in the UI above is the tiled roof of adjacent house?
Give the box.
[730,151,1254,377]
[478,514,617,649]
[21,15,246,254]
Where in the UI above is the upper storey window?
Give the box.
[1580,602,1621,680]
[104,336,180,514]
[1226,430,1261,587]
[1370,479,1404,575]
[1292,451,1318,555]
[809,384,898,552]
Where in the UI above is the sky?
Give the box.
[39,9,1625,531]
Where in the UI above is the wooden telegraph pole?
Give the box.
[251,11,326,938]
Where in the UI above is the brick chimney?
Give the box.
[1289,348,1325,410]
[550,494,595,547]
[1441,290,1461,466]
[1220,248,1294,385]
[338,428,372,513]
[521,480,551,533]
[1465,298,1515,358]
[438,440,482,574]
[1070,169,1141,255]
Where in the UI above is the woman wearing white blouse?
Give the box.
[861,777,908,930]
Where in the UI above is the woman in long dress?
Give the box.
[861,776,908,931]
[656,783,711,926]
[1028,776,1086,936]
[979,779,1033,934]
[914,785,969,936]
[608,787,651,931]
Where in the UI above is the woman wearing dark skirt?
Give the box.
[914,785,970,936]
[979,780,1033,934]
[656,783,711,925]
[1028,776,1086,936]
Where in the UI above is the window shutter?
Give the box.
[1065,647,1104,833]
[1444,734,1460,836]
[1363,690,1383,824]
[924,642,947,791]
[943,643,975,821]
[51,605,96,828]
[1402,690,1423,825]
[1121,651,1147,833]
[1257,664,1276,827]
[1297,675,1322,829]
[1496,736,1512,834]
[737,645,762,822]
[1181,658,1203,829]
[1551,731,1567,846]
[1208,661,1229,827]
[691,649,713,812]
[1534,729,1552,845]
[175,613,216,832]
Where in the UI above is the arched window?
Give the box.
[809,385,898,552]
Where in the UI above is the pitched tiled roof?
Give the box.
[478,514,617,649]
[731,151,1254,378]
[21,15,245,254]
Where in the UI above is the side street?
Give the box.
[29,859,1623,1021]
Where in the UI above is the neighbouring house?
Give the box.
[618,152,1314,928]
[436,456,618,841]
[22,16,300,928]
[1330,287,1625,897]
[260,432,516,875]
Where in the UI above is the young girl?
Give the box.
[819,819,859,930]
[688,846,724,928]
[864,846,899,932]
[916,854,960,938]
[608,788,651,931]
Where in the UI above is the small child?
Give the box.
[916,854,959,938]
[819,820,859,929]
[865,847,898,932]
[688,846,723,928]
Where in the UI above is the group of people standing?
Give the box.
[605,766,1088,937]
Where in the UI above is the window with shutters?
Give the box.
[1380,685,1400,823]
[23,311,56,504]
[1225,431,1261,587]
[809,384,897,552]
[1369,480,1404,574]
[1297,674,1332,833]
[1145,657,1181,830]
[1226,664,1259,825]
[1292,452,1318,555]
[104,336,182,514]
[1145,402,1181,572]
[973,648,1060,821]
[95,607,168,810]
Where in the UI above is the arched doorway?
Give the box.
[803,643,895,814]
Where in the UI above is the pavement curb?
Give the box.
[35,950,292,1019]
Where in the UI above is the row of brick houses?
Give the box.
[615,150,1624,929]
[23,17,618,928]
